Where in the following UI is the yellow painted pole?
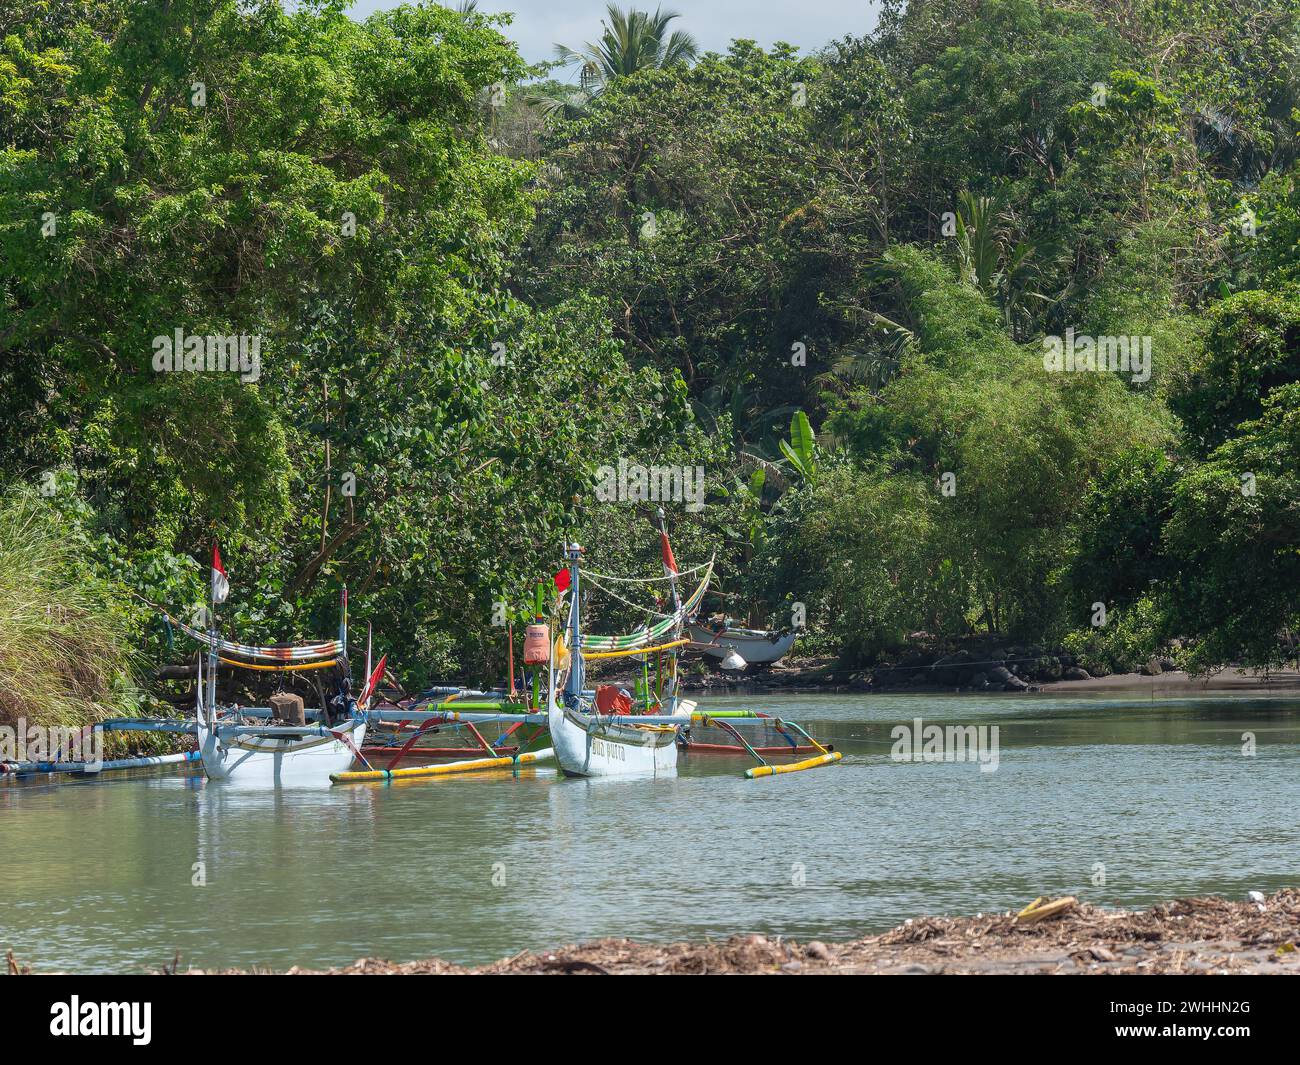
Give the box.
[331,747,554,784]
[745,751,841,779]
[218,656,337,672]
[580,638,690,661]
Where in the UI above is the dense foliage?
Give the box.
[0,489,138,730]
[3,0,1299,707]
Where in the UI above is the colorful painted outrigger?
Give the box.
[5,531,839,785]
[334,513,840,783]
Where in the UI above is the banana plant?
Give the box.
[779,410,817,482]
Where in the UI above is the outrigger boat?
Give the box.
[538,515,839,778]
[187,564,381,785]
[687,620,798,669]
[194,654,376,785]
[546,534,696,778]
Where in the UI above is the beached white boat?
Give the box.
[688,622,797,667]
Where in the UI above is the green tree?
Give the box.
[1164,384,1300,670]
[0,0,695,688]
[1171,287,1300,455]
[826,246,1173,642]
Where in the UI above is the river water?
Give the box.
[3,691,1298,972]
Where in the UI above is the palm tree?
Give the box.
[554,4,698,92]
[953,191,1044,341]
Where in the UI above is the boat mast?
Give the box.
[563,541,584,707]
[206,568,219,730]
[339,585,348,658]
[532,582,545,710]
[656,509,684,713]
[656,507,681,615]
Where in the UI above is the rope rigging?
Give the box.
[582,559,712,583]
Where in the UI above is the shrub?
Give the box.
[0,487,140,732]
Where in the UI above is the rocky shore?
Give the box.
[166,890,1300,975]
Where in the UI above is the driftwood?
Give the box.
[196,890,1300,976]
[1015,896,1079,924]
[157,663,200,680]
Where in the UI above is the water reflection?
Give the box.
[1,693,1298,971]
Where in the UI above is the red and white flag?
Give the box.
[211,544,230,605]
[660,530,678,575]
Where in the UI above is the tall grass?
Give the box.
[0,489,140,732]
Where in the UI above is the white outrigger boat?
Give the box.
[548,697,680,777]
[687,621,797,669]
[195,655,369,785]
[190,562,379,785]
[547,520,704,778]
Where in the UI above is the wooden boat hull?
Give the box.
[197,718,365,785]
[547,702,678,778]
[687,625,797,666]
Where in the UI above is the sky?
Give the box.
[346,1,883,67]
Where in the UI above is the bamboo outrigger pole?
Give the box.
[331,748,554,784]
[742,718,842,778]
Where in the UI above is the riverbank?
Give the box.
[682,656,1300,697]
[156,890,1299,975]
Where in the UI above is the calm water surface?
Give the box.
[3,691,1299,972]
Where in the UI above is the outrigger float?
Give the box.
[0,748,199,777]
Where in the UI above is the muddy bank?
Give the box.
[682,655,1300,697]
[1037,668,1300,693]
[177,891,1300,975]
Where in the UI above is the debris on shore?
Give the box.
[185,890,1300,975]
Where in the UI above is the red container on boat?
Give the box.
[595,686,634,715]
[523,623,550,665]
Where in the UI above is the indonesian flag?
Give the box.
[660,531,678,575]
[553,567,571,593]
[359,654,387,711]
[211,544,230,605]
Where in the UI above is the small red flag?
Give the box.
[553,567,571,592]
[660,531,678,575]
[360,654,388,710]
[211,544,230,604]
